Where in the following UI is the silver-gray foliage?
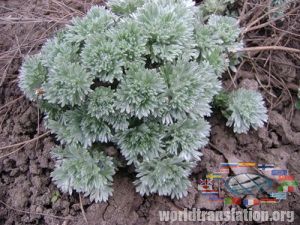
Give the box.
[19,0,244,202]
[226,88,268,134]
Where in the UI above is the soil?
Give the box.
[0,1,300,225]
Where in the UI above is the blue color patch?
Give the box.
[270,192,287,200]
[271,170,288,176]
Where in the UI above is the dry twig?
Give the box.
[79,194,89,225]
[238,46,300,53]
[0,199,74,221]
[0,131,50,151]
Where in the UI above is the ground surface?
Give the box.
[0,0,300,225]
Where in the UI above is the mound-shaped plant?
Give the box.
[225,88,268,134]
[215,88,268,134]
[19,0,243,202]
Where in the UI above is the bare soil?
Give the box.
[0,1,300,225]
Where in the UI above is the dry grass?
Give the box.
[236,0,300,123]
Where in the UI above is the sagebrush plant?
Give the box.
[226,89,268,134]
[198,0,235,17]
[19,0,249,202]
[215,88,268,134]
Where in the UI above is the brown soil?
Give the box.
[0,1,300,225]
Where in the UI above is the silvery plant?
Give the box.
[225,88,268,134]
[19,0,267,202]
